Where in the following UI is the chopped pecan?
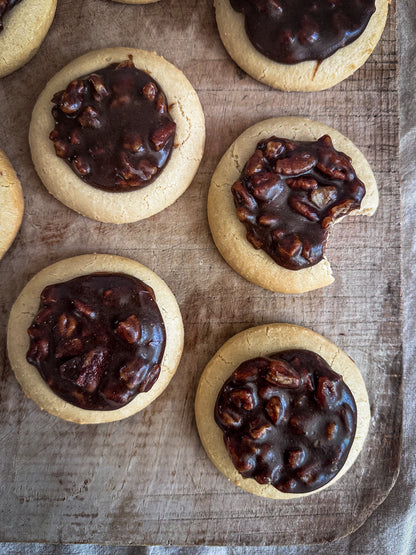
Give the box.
[150,121,176,151]
[265,359,300,388]
[115,314,141,344]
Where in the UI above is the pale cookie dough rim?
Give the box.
[0,149,24,259]
[0,0,57,79]
[214,0,389,91]
[29,47,206,224]
[7,253,184,424]
[195,323,371,499]
[207,116,378,294]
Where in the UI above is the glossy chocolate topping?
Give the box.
[0,0,21,32]
[232,134,365,270]
[27,273,166,410]
[230,0,376,64]
[49,58,176,192]
[215,349,357,493]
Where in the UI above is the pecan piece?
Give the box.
[156,93,167,114]
[137,159,158,181]
[265,359,300,388]
[251,173,283,201]
[326,421,337,440]
[264,140,284,160]
[59,80,85,114]
[245,149,265,175]
[78,106,101,129]
[276,234,303,259]
[58,314,77,338]
[249,421,271,440]
[275,152,316,175]
[246,231,264,249]
[123,132,143,153]
[289,196,319,222]
[115,314,141,344]
[286,177,318,190]
[73,299,95,319]
[88,74,109,101]
[287,448,305,469]
[72,156,91,176]
[265,396,283,425]
[310,186,338,209]
[53,141,68,159]
[55,337,83,359]
[119,359,145,390]
[151,121,176,151]
[232,180,257,209]
[74,348,107,392]
[142,82,157,101]
[316,376,339,408]
[229,388,255,410]
[27,339,49,364]
[217,408,242,428]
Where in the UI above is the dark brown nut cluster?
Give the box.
[49,57,176,192]
[0,0,21,32]
[230,0,375,63]
[231,134,365,270]
[215,349,357,493]
[26,273,166,410]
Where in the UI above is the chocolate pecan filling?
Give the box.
[26,273,166,410]
[230,0,376,64]
[215,350,357,493]
[0,0,22,32]
[49,57,176,192]
[232,135,365,270]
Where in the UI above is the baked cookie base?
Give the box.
[0,149,24,259]
[7,254,184,424]
[208,116,378,294]
[195,323,371,499]
[30,47,205,223]
[214,0,389,91]
[0,0,57,79]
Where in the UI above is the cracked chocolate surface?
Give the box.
[26,272,166,410]
[231,134,365,270]
[49,57,176,192]
[230,0,376,64]
[215,349,357,493]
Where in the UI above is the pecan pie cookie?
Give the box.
[208,117,378,294]
[0,149,24,259]
[195,323,370,499]
[214,0,389,91]
[7,254,184,424]
[30,47,205,223]
[0,0,57,78]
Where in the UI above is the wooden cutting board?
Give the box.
[0,0,401,545]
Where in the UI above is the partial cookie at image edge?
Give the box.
[214,0,389,91]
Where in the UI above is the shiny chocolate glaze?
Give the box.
[215,349,357,493]
[230,0,376,64]
[50,58,176,192]
[27,273,166,410]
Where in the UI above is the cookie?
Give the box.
[0,149,24,259]
[7,254,184,424]
[195,323,370,499]
[214,0,389,91]
[29,47,205,223]
[0,0,57,79]
[208,117,378,294]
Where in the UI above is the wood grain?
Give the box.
[0,0,401,545]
